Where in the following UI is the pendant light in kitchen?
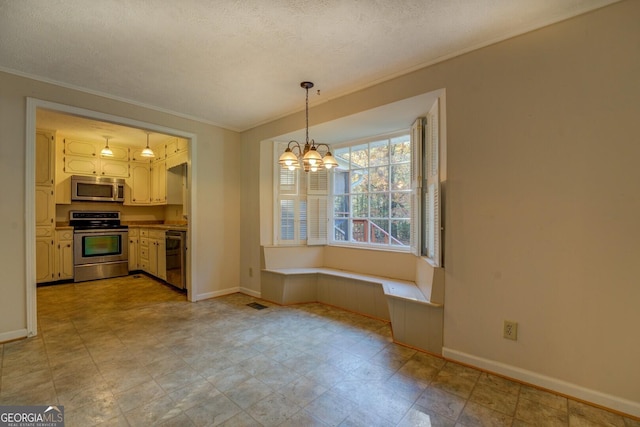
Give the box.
[141,131,155,158]
[100,136,114,157]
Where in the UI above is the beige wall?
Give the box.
[241,0,640,415]
[0,71,241,338]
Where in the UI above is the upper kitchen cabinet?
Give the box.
[130,147,153,163]
[151,159,167,204]
[35,129,55,186]
[65,138,128,161]
[63,139,129,178]
[152,141,166,162]
[125,162,151,205]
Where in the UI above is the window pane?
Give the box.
[370,166,389,192]
[335,146,350,166]
[391,192,410,218]
[390,136,410,163]
[370,219,389,244]
[391,164,410,190]
[370,193,389,218]
[333,170,349,194]
[350,144,369,168]
[334,195,349,217]
[351,220,366,242]
[351,194,368,218]
[351,169,369,193]
[334,219,348,241]
[369,140,389,166]
[391,220,410,246]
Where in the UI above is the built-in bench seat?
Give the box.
[261,267,444,354]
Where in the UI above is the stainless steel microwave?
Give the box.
[71,175,125,202]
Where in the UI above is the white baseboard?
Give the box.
[239,287,261,298]
[196,286,240,301]
[0,328,28,343]
[442,347,640,418]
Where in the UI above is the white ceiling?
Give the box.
[1,0,617,134]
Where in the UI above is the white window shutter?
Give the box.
[425,99,441,266]
[410,118,423,255]
[307,168,328,245]
[308,169,328,194]
[307,195,328,245]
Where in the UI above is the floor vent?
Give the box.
[247,302,268,310]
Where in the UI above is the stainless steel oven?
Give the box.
[70,211,129,282]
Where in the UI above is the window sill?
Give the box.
[328,242,411,254]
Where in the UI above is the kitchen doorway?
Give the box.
[26,98,197,337]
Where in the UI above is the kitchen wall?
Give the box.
[240,0,640,416]
[54,203,168,224]
[0,70,241,340]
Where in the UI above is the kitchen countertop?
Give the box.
[128,224,188,231]
[55,223,187,231]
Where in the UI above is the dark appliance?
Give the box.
[165,230,186,290]
[70,211,128,282]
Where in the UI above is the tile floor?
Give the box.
[0,275,638,426]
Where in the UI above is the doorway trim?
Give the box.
[26,98,198,337]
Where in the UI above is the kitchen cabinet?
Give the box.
[148,229,166,280]
[150,159,167,204]
[128,228,139,271]
[36,228,55,283]
[63,138,130,178]
[99,158,129,178]
[36,130,55,187]
[138,228,166,280]
[125,163,151,205]
[55,229,74,281]
[165,137,187,157]
[35,186,55,228]
[36,129,56,283]
[139,228,150,272]
[152,142,167,162]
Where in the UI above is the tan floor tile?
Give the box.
[516,396,569,426]
[225,377,274,409]
[469,381,519,416]
[520,384,568,412]
[168,378,221,412]
[0,276,625,426]
[246,393,302,426]
[459,400,514,426]
[568,400,627,427]
[304,390,356,426]
[397,404,456,427]
[277,375,327,407]
[416,386,467,420]
[184,393,242,427]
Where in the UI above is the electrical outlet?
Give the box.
[503,320,518,341]
[249,267,253,277]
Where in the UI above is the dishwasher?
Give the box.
[165,230,186,290]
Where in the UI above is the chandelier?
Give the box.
[278,82,338,172]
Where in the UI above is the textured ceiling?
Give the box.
[0,0,617,132]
